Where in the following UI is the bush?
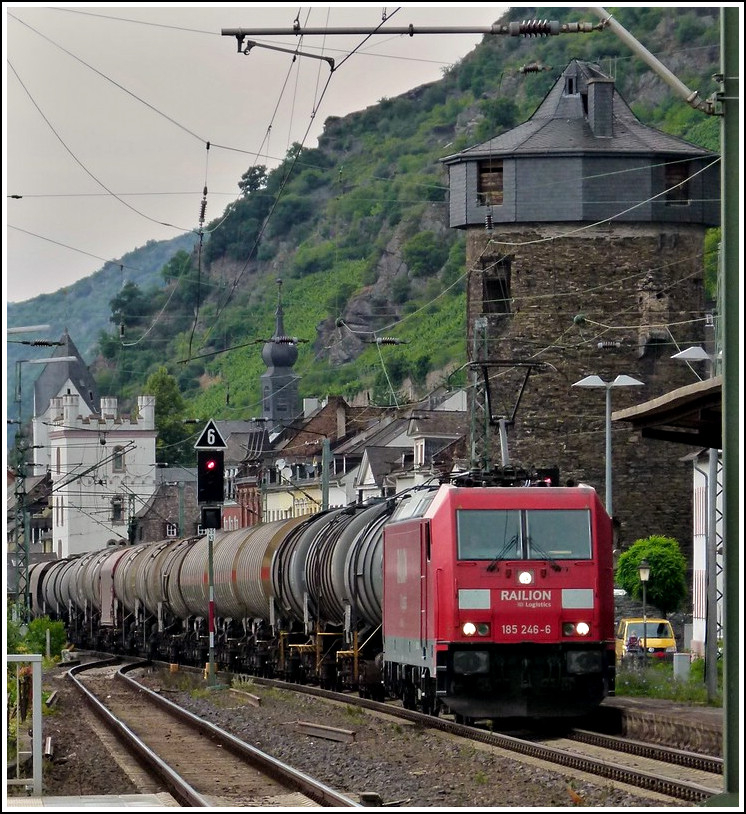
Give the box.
[616,535,688,615]
[22,617,68,659]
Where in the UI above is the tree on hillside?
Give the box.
[615,535,688,617]
[109,281,152,329]
[146,367,192,467]
[402,231,450,278]
[475,97,520,142]
[238,166,268,196]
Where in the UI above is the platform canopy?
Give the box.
[612,376,722,450]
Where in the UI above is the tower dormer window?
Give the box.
[665,161,690,206]
[477,160,503,206]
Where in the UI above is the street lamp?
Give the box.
[638,559,650,665]
[670,345,717,365]
[12,355,77,620]
[571,374,645,517]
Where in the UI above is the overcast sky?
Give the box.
[2,2,526,305]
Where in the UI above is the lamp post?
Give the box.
[12,355,77,620]
[672,346,721,701]
[571,374,644,517]
[639,558,650,666]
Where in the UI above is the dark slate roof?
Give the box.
[213,421,271,465]
[408,410,467,439]
[33,331,99,415]
[332,417,409,456]
[6,473,50,516]
[155,466,196,485]
[363,446,412,485]
[442,60,716,162]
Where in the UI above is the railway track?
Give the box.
[69,658,358,808]
[223,671,723,805]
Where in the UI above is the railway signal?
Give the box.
[197,450,224,504]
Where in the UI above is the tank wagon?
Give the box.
[30,477,615,721]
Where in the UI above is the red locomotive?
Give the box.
[382,482,615,720]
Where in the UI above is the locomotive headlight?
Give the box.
[562,621,591,637]
[518,570,534,585]
[462,622,490,636]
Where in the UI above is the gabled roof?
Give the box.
[358,446,413,488]
[442,60,717,162]
[34,331,99,416]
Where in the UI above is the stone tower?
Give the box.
[441,60,720,556]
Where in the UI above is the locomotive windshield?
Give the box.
[457,509,592,561]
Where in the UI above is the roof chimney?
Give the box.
[587,78,614,138]
[336,404,347,439]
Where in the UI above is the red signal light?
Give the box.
[197,450,224,503]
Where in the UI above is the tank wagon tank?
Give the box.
[35,477,615,721]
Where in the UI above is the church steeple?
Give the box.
[260,279,300,423]
[273,277,286,338]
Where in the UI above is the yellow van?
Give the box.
[615,617,677,663]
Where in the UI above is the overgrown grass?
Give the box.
[615,656,723,706]
[343,704,366,720]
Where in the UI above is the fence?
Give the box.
[7,653,43,796]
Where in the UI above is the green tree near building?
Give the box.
[616,535,688,617]
[145,366,192,467]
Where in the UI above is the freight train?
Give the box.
[29,473,616,721]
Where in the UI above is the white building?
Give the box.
[28,335,157,558]
[46,395,157,557]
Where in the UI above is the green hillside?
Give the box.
[8,6,722,443]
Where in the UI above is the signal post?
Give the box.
[195,420,226,687]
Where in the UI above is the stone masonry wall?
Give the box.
[465,222,709,570]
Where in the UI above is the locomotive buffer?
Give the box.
[195,420,226,687]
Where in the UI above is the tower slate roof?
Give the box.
[443,60,716,162]
[33,331,99,416]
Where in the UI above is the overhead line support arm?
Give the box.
[222,20,602,40]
